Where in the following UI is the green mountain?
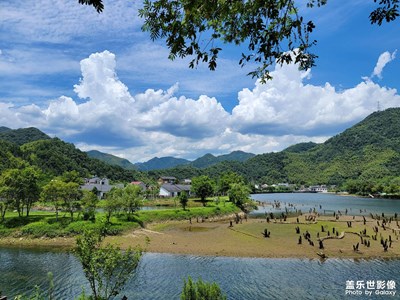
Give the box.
[135,150,255,171]
[1,108,399,195]
[149,108,400,195]
[190,151,255,168]
[0,126,144,182]
[283,142,318,153]
[20,138,143,181]
[0,140,23,174]
[135,156,191,171]
[87,150,136,170]
[190,153,217,168]
[0,126,11,133]
[0,127,50,145]
[244,108,400,186]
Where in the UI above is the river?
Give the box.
[1,249,400,299]
[252,193,400,216]
[1,193,400,299]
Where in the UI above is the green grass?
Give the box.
[142,196,230,208]
[0,201,239,238]
[134,202,239,225]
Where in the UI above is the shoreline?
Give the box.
[1,216,399,260]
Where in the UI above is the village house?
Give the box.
[309,185,328,193]
[158,176,177,185]
[159,183,191,198]
[81,177,122,199]
[130,181,147,191]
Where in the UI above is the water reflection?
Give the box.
[252,193,400,216]
[1,249,399,299]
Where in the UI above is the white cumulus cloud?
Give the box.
[231,60,400,136]
[0,50,399,162]
[372,50,397,79]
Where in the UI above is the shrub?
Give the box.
[65,221,102,235]
[21,221,62,238]
[181,276,227,300]
[0,227,12,237]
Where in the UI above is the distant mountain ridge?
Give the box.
[1,108,399,194]
[0,126,11,133]
[148,108,400,192]
[86,150,137,170]
[135,150,256,171]
[135,156,190,171]
[190,151,256,168]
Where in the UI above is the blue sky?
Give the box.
[1,0,399,162]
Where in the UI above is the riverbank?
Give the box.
[2,215,399,259]
[106,215,400,259]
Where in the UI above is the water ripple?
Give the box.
[1,250,400,299]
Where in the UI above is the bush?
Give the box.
[181,276,227,300]
[65,220,138,236]
[65,221,102,235]
[0,227,12,237]
[20,221,62,238]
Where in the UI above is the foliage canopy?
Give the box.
[75,228,142,300]
[81,0,399,81]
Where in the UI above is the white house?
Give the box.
[159,183,191,198]
[309,185,328,193]
[81,177,118,198]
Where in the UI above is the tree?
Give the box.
[63,182,83,221]
[191,175,214,206]
[60,170,84,185]
[0,175,16,222]
[0,200,9,223]
[41,179,65,221]
[81,0,399,81]
[75,228,142,300]
[179,191,189,210]
[20,167,41,217]
[104,187,124,223]
[122,184,143,220]
[0,167,40,217]
[228,182,252,211]
[218,171,244,196]
[41,179,82,221]
[81,190,99,221]
[181,276,227,300]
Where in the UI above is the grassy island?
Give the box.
[1,205,399,260]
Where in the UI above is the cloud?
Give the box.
[136,94,230,138]
[231,60,400,136]
[0,50,399,162]
[117,42,255,101]
[1,0,142,43]
[372,50,397,79]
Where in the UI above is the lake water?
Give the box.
[1,249,400,299]
[1,193,400,299]
[251,193,400,216]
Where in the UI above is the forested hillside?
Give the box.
[190,151,255,168]
[151,108,400,194]
[1,108,399,195]
[0,131,145,183]
[0,127,50,145]
[135,156,190,171]
[87,150,137,170]
[134,150,255,171]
